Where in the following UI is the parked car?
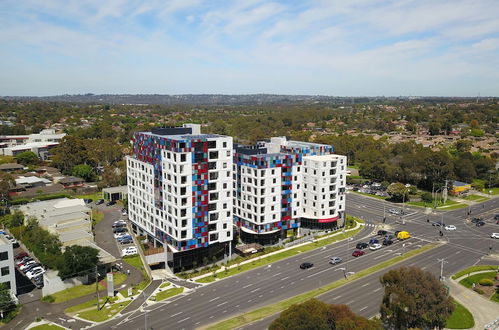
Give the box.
[382,238,393,246]
[106,200,116,206]
[83,198,93,204]
[444,225,456,231]
[355,242,368,249]
[377,230,387,236]
[122,246,138,256]
[16,257,33,266]
[119,238,133,245]
[352,250,365,257]
[22,263,41,273]
[19,260,37,271]
[15,252,29,260]
[95,199,104,205]
[329,257,342,265]
[33,275,44,289]
[300,262,314,269]
[369,243,382,251]
[27,268,45,279]
[113,227,127,233]
[121,209,128,216]
[369,238,379,245]
[476,221,485,227]
[117,235,132,242]
[491,233,499,239]
[114,232,129,239]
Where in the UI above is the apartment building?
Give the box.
[0,236,17,296]
[234,137,347,244]
[0,129,66,159]
[127,124,233,272]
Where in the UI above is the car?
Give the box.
[33,275,44,288]
[352,250,365,257]
[27,268,45,279]
[369,243,382,251]
[23,264,42,274]
[116,234,132,241]
[476,221,485,227]
[444,225,456,231]
[112,221,126,228]
[382,239,393,246]
[95,199,104,205]
[106,200,116,206]
[394,231,401,237]
[83,198,93,204]
[377,230,387,236]
[122,246,138,256]
[114,232,129,239]
[471,217,482,223]
[329,257,342,265]
[122,209,128,216]
[113,227,127,233]
[300,262,314,269]
[355,242,368,249]
[494,214,499,220]
[491,233,499,239]
[26,266,44,276]
[432,222,445,227]
[369,238,379,245]
[16,257,32,265]
[19,260,37,271]
[15,252,29,260]
[388,209,399,215]
[119,238,133,244]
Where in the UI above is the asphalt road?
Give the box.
[92,193,499,330]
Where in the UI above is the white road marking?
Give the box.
[242,284,253,289]
[217,301,228,307]
[247,299,252,303]
[250,288,260,293]
[359,306,368,312]
[347,300,355,305]
[280,276,290,281]
[171,312,183,317]
[271,272,282,277]
[209,297,220,302]
[374,254,385,260]
[361,283,369,287]
[334,295,342,299]
[373,288,381,293]
[177,317,190,323]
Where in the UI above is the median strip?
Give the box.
[202,243,438,330]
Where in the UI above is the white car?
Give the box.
[491,233,499,239]
[20,260,37,271]
[444,225,456,231]
[26,267,45,279]
[122,246,138,256]
[369,243,382,251]
[114,232,129,239]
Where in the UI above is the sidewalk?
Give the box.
[446,276,499,329]
[191,222,366,281]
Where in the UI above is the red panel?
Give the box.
[318,216,339,223]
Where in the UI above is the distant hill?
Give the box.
[0,94,487,105]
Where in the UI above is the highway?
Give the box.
[94,193,499,330]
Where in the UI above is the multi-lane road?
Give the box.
[95,193,499,330]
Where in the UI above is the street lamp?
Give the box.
[337,267,348,279]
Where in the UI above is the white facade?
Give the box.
[0,236,16,296]
[0,129,66,159]
[127,125,233,256]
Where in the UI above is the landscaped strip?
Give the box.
[46,272,127,303]
[77,300,131,322]
[451,265,499,280]
[121,254,151,297]
[30,324,65,330]
[445,299,475,329]
[197,224,364,283]
[152,287,184,301]
[203,243,437,330]
[459,272,497,288]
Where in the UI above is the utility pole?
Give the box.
[438,258,448,281]
[95,265,100,311]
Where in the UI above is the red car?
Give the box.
[15,252,28,260]
[352,250,365,257]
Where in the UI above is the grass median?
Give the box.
[151,287,184,301]
[197,224,364,284]
[204,243,437,330]
[65,295,131,322]
[445,299,475,329]
[451,265,499,280]
[30,324,65,330]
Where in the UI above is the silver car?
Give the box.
[330,257,342,265]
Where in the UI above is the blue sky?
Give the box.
[1,0,499,96]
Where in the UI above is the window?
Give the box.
[1,266,9,276]
[0,252,7,261]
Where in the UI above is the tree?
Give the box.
[15,151,39,166]
[270,299,382,330]
[58,245,99,280]
[428,122,441,135]
[72,164,95,182]
[386,183,409,202]
[380,267,454,330]
[0,171,14,202]
[0,283,16,320]
[420,192,433,203]
[51,136,92,174]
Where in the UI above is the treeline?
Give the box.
[315,135,497,190]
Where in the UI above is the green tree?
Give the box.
[0,283,16,320]
[420,192,433,203]
[428,122,441,135]
[0,171,14,202]
[58,245,99,280]
[15,151,39,166]
[51,136,92,174]
[380,267,454,330]
[72,164,95,182]
[386,183,409,202]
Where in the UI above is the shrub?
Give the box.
[478,279,494,286]
[41,295,55,303]
[473,287,484,295]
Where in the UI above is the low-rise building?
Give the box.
[0,129,66,160]
[0,163,24,172]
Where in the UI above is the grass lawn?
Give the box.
[463,194,490,202]
[485,187,499,195]
[197,225,363,283]
[159,282,171,289]
[435,199,467,210]
[48,272,127,304]
[491,293,499,303]
[92,210,104,226]
[351,191,387,200]
[205,243,437,330]
[77,300,131,322]
[445,299,475,329]
[152,287,184,301]
[30,324,65,330]
[459,272,496,288]
[73,192,103,201]
[452,265,499,279]
[123,255,150,293]
[406,201,431,208]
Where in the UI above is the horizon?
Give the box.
[1,1,499,96]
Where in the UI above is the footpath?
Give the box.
[446,271,499,330]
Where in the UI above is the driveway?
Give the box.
[93,203,123,259]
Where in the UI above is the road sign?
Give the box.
[107,273,114,297]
